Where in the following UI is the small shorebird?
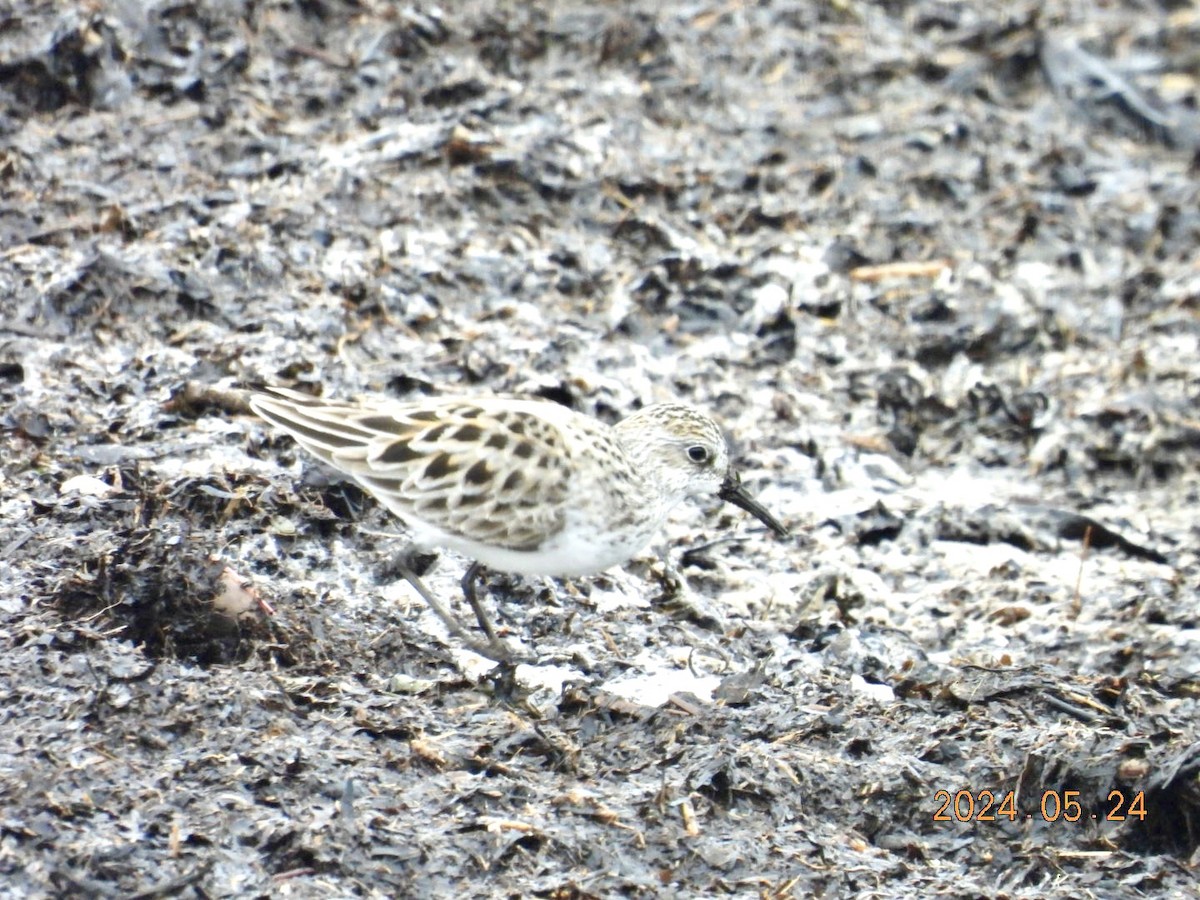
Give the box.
[250,387,789,660]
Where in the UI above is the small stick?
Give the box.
[1070,525,1093,618]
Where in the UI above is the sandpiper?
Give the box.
[251,387,789,660]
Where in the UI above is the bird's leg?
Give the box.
[461,561,502,646]
[393,560,513,663]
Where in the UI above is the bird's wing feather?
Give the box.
[250,389,570,551]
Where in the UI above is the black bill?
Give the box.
[719,472,790,538]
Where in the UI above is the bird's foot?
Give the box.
[650,561,728,633]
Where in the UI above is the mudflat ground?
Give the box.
[2,1,1198,896]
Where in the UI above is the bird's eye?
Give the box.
[687,445,710,464]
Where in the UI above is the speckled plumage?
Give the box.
[250,387,788,655]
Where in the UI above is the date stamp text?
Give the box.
[932,789,1146,823]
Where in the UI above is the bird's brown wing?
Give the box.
[250,388,571,551]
